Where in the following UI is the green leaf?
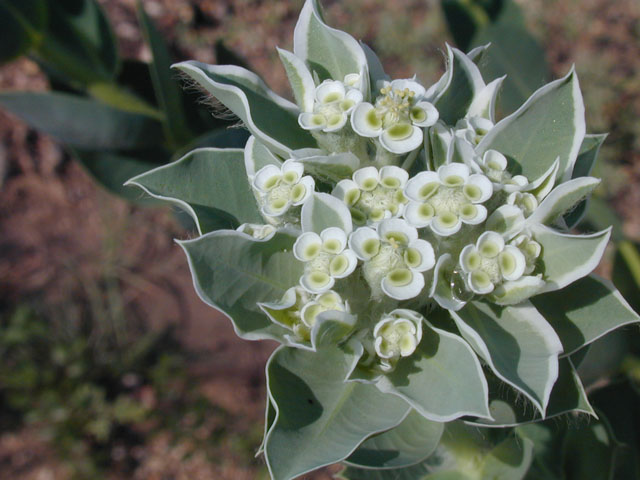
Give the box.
[293,0,367,88]
[136,1,194,147]
[173,61,314,157]
[345,409,444,469]
[533,225,611,293]
[480,435,534,480]
[301,192,353,234]
[298,152,360,183]
[277,48,315,113]
[0,92,164,149]
[563,415,617,480]
[527,176,600,226]
[36,0,119,84]
[470,1,549,116]
[0,0,46,63]
[452,301,563,415]
[265,344,410,480]
[477,68,585,182]
[531,275,640,356]
[244,135,282,179]
[466,358,593,427]
[178,229,303,341]
[74,149,167,202]
[374,322,491,422]
[564,133,607,228]
[613,241,640,313]
[125,148,262,234]
[434,45,485,125]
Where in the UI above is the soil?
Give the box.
[0,0,638,478]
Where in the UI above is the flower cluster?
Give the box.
[128,1,639,478]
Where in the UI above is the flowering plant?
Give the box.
[126,1,640,478]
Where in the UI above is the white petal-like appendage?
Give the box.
[404,171,440,201]
[332,179,360,204]
[390,78,426,99]
[353,166,380,190]
[469,116,494,134]
[300,272,335,294]
[460,204,487,225]
[408,239,435,272]
[379,165,410,188]
[322,112,348,132]
[403,201,435,228]
[315,79,345,103]
[298,112,326,131]
[503,175,529,193]
[482,149,507,171]
[476,231,505,255]
[262,200,290,217]
[399,333,418,357]
[380,125,423,154]
[382,270,425,300]
[459,245,480,273]
[293,231,322,261]
[500,245,527,281]
[333,249,358,279]
[351,103,382,138]
[291,176,315,205]
[320,227,348,252]
[345,88,364,104]
[348,227,380,260]
[466,174,493,203]
[437,162,470,185]
[412,101,439,127]
[281,159,305,180]
[430,214,462,237]
[467,272,495,295]
[253,164,282,192]
[378,218,418,244]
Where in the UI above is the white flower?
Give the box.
[349,218,435,300]
[510,234,542,275]
[373,309,423,371]
[298,79,363,133]
[507,190,539,217]
[293,227,358,294]
[351,79,439,154]
[455,116,494,146]
[471,150,529,193]
[332,165,408,225]
[404,163,492,236]
[459,231,527,294]
[236,223,276,240]
[300,290,348,329]
[253,159,315,217]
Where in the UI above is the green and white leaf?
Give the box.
[533,224,611,293]
[126,148,262,234]
[565,133,607,228]
[374,322,491,422]
[466,357,593,427]
[244,135,282,179]
[452,301,563,415]
[477,68,585,182]
[293,0,368,92]
[345,409,444,470]
[173,61,314,157]
[531,275,640,356]
[277,47,316,112]
[361,42,389,93]
[265,343,410,480]
[301,192,353,234]
[434,45,485,124]
[299,152,360,183]
[467,76,505,123]
[178,229,303,341]
[527,176,600,226]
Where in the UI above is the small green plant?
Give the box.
[125,1,640,478]
[0,305,217,477]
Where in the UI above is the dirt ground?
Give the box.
[0,0,639,478]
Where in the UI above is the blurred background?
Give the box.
[0,0,638,478]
